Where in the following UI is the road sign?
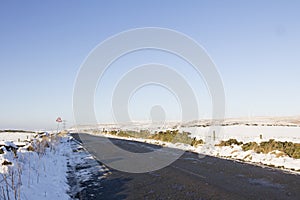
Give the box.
[56,117,62,123]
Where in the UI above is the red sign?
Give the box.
[56,117,62,123]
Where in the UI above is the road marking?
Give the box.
[170,165,206,179]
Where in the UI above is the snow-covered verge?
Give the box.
[67,137,110,199]
[196,143,300,172]
[0,133,71,200]
[182,125,300,172]
[77,124,300,173]
[0,130,112,200]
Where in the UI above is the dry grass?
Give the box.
[149,130,204,146]
[190,137,204,147]
[103,129,204,147]
[216,138,300,159]
[231,150,239,154]
[243,154,252,160]
[2,160,12,166]
[272,151,286,158]
[26,145,35,152]
[242,139,300,159]
[108,130,133,138]
[216,139,243,146]
[57,130,69,137]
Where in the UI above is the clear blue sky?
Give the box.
[1,0,300,130]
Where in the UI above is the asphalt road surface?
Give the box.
[71,133,300,200]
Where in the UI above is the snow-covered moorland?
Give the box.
[1,117,298,199]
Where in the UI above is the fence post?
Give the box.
[213,130,216,141]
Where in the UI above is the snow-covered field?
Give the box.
[0,132,36,142]
[180,125,300,143]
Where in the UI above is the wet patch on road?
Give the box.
[248,178,284,189]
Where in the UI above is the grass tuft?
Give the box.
[242,139,300,159]
[217,138,300,159]
[2,160,12,166]
[149,130,203,146]
[216,139,243,146]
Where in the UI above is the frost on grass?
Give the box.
[0,133,70,200]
